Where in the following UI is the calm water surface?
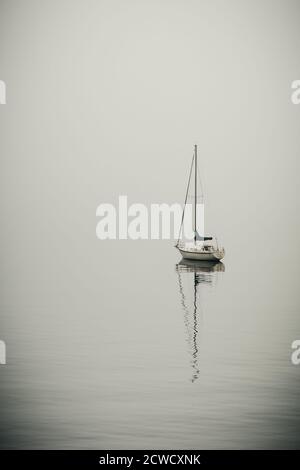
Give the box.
[1,240,300,449]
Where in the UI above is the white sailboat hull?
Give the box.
[178,248,224,261]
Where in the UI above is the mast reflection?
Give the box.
[176,259,225,382]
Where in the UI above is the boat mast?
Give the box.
[194,144,197,243]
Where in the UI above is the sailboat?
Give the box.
[175,145,225,261]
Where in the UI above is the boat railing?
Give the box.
[177,242,217,253]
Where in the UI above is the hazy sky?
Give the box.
[0,0,299,263]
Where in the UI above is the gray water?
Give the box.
[1,239,300,449]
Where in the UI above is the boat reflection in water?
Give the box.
[175,259,225,382]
